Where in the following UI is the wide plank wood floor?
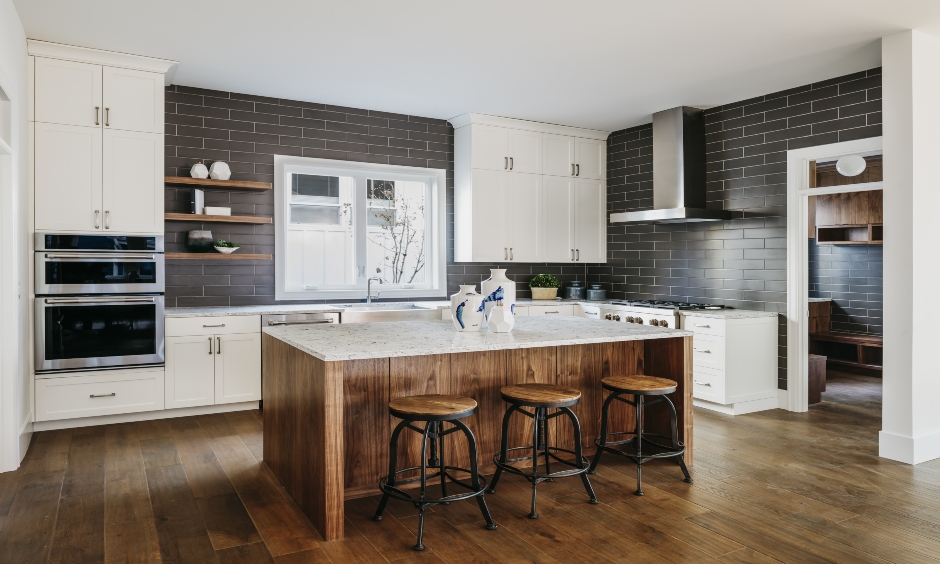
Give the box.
[1,372,939,563]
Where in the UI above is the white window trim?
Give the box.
[274,155,447,301]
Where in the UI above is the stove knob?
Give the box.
[636,318,644,324]
[650,319,660,326]
[661,320,670,328]
[612,315,621,321]
[604,314,612,320]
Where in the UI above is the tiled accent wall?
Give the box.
[808,239,883,334]
[589,68,882,388]
[163,86,590,306]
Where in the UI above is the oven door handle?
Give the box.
[43,297,156,304]
[43,253,157,260]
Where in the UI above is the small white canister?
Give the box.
[209,161,232,180]
[190,162,209,179]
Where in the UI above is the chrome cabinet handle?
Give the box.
[694,348,712,354]
[571,164,575,176]
[216,337,221,354]
[576,164,580,176]
[104,211,110,229]
[504,247,508,260]
[267,319,334,326]
[105,107,110,127]
[510,248,514,260]
[44,296,154,304]
[504,157,508,170]
[695,324,711,328]
[585,311,598,316]
[571,249,574,260]
[94,210,100,229]
[576,249,580,261]
[202,323,225,328]
[694,381,712,387]
[89,393,115,398]
[545,311,560,314]
[208,337,213,354]
[95,106,100,126]
[509,157,513,170]
[44,253,155,260]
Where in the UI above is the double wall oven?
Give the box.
[35,234,165,373]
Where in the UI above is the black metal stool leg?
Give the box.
[436,422,449,500]
[663,395,693,484]
[374,419,408,521]
[413,422,432,551]
[635,394,644,496]
[561,407,598,504]
[453,419,497,530]
[487,405,517,494]
[540,410,552,480]
[588,392,618,474]
[529,407,541,519]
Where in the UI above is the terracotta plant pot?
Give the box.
[531,287,558,300]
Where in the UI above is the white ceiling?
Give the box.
[13,0,940,131]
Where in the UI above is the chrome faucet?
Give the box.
[367,277,384,304]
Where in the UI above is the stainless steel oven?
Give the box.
[35,234,164,294]
[35,294,165,372]
[35,233,165,373]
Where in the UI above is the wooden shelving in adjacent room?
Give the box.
[164,176,272,191]
[165,212,273,224]
[165,252,272,261]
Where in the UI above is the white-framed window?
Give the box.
[274,155,447,301]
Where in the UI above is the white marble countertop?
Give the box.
[679,309,779,319]
[263,316,692,361]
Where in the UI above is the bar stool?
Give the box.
[487,383,598,519]
[373,394,496,551]
[587,375,692,496]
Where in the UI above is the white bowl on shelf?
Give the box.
[214,246,239,254]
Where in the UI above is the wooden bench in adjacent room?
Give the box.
[809,331,883,374]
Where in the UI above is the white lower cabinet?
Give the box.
[165,315,262,409]
[681,313,778,415]
[35,368,164,422]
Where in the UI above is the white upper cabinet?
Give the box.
[103,66,165,134]
[575,138,606,180]
[28,42,176,235]
[103,129,164,233]
[34,58,102,128]
[543,134,575,177]
[452,113,608,263]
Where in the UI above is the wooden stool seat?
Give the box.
[388,394,477,421]
[601,375,677,396]
[500,384,581,408]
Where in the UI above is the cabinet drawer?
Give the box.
[527,304,574,316]
[692,335,724,370]
[692,366,725,403]
[36,368,164,422]
[683,316,725,337]
[166,315,260,337]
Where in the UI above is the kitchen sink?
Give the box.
[340,304,441,323]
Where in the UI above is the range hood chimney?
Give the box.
[610,106,731,224]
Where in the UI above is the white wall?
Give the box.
[0,0,31,471]
[881,30,940,464]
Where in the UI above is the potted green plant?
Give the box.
[529,274,560,300]
[214,239,240,254]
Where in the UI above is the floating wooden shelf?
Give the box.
[166,252,272,261]
[816,224,882,245]
[164,176,272,191]
[165,212,273,224]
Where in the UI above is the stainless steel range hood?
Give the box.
[610,106,731,224]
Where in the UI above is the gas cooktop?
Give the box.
[609,300,727,311]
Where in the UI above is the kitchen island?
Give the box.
[261,316,693,541]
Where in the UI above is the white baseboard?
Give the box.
[32,401,259,432]
[694,396,778,416]
[879,429,940,465]
[777,389,789,410]
[18,411,33,464]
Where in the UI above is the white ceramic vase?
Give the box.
[480,269,516,319]
[209,161,232,180]
[450,285,485,332]
[190,162,209,179]
[487,305,515,333]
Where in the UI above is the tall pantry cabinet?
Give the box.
[29,41,176,235]
[451,113,609,263]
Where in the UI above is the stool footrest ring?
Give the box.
[378,465,488,506]
[493,446,591,483]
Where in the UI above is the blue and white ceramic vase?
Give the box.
[487,304,515,333]
[450,285,485,332]
[480,269,516,319]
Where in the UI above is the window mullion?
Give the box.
[354,173,369,289]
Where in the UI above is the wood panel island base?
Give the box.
[261,317,693,541]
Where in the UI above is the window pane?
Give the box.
[293,174,340,202]
[290,204,342,225]
[367,180,427,285]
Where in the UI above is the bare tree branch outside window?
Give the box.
[367,180,426,284]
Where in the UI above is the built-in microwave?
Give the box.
[35,234,164,295]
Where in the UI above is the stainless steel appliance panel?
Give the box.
[262,312,340,327]
[36,252,164,295]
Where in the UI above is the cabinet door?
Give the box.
[575,138,605,180]
[215,333,262,404]
[470,125,509,171]
[470,169,509,261]
[543,134,575,177]
[35,58,102,127]
[507,130,541,174]
[508,173,541,261]
[869,189,883,224]
[103,67,165,134]
[575,178,606,262]
[34,122,102,232]
[165,335,216,408]
[102,130,163,234]
[542,176,574,262]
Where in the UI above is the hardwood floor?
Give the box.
[1,372,938,563]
